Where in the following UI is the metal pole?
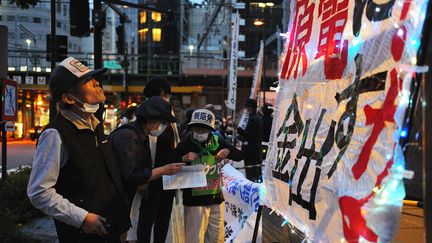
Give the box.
[146,10,151,84]
[252,205,263,243]
[49,0,57,122]
[123,67,129,104]
[93,0,105,121]
[232,109,236,145]
[419,2,432,242]
[94,0,103,70]
[263,44,266,105]
[422,70,432,243]
[1,122,7,181]
[282,0,289,32]
[120,19,129,104]
[262,8,266,105]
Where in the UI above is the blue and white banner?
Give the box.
[222,164,262,242]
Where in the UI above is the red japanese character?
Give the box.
[316,0,349,80]
[339,158,393,243]
[352,69,400,180]
[280,0,315,80]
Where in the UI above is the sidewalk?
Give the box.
[21,217,57,243]
[395,206,424,242]
[21,204,424,242]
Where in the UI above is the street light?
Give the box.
[25,39,32,74]
[254,19,264,26]
[258,2,275,8]
[25,39,32,49]
[265,2,274,7]
[189,45,194,56]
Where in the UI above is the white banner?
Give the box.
[226,13,240,111]
[222,164,261,242]
[250,41,264,100]
[237,110,249,131]
[263,0,428,242]
[238,42,264,130]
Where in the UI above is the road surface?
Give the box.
[0,140,36,171]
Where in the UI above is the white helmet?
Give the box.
[187,109,216,130]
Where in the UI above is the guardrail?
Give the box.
[6,50,279,77]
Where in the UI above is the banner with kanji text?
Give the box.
[263,0,429,242]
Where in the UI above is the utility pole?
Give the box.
[147,11,151,84]
[93,0,105,121]
[107,2,131,104]
[49,0,57,122]
[0,26,7,181]
[118,16,130,104]
[93,0,103,70]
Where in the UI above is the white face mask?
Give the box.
[193,132,209,142]
[70,95,100,114]
[149,123,167,137]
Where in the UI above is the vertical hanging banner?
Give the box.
[226,12,240,111]
[263,0,429,242]
[238,41,264,130]
[250,41,264,100]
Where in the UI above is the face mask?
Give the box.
[70,95,100,114]
[149,123,167,137]
[193,132,209,142]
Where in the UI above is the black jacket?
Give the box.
[110,122,177,201]
[47,114,130,235]
[262,114,273,142]
[174,134,242,206]
[238,112,263,162]
[110,122,153,200]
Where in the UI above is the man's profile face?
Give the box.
[76,79,106,105]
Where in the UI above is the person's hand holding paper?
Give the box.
[162,163,207,190]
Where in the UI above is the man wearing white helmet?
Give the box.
[174,109,242,243]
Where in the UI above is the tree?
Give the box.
[9,0,40,9]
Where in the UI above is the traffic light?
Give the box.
[116,25,125,55]
[46,35,68,62]
[70,0,91,37]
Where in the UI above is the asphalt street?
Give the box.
[0,140,36,171]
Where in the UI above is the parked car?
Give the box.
[29,126,44,141]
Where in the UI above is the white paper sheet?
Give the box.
[162,165,208,190]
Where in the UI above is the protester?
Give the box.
[204,103,216,113]
[110,96,184,243]
[261,103,274,157]
[175,109,242,243]
[137,77,181,243]
[224,116,234,138]
[212,115,226,141]
[27,57,130,243]
[238,99,263,182]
